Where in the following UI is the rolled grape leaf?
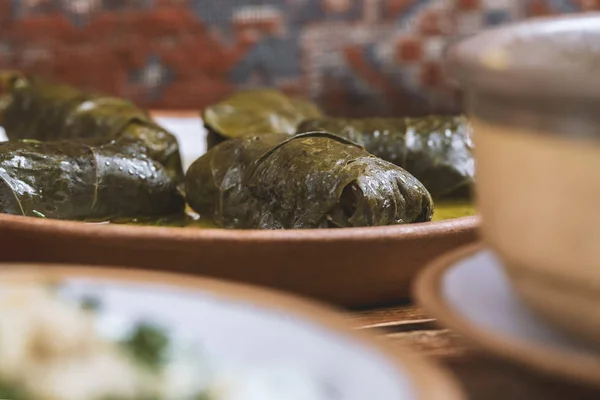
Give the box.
[0,72,184,183]
[186,132,433,229]
[297,116,474,200]
[0,139,183,220]
[202,89,323,149]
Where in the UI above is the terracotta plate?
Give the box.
[0,113,478,308]
[415,243,600,387]
[0,263,465,400]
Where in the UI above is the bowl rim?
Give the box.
[0,263,466,400]
[446,12,600,102]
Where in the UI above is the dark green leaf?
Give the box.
[0,72,185,220]
[186,132,433,229]
[0,72,184,184]
[0,140,183,220]
[297,116,474,199]
[203,89,323,149]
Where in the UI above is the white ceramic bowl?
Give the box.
[0,263,464,400]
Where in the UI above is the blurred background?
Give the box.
[1,0,598,117]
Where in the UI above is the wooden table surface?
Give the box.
[350,304,600,400]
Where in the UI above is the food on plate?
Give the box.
[202,89,322,149]
[0,73,475,228]
[0,72,184,183]
[0,72,185,220]
[186,131,433,229]
[0,285,208,400]
[297,116,474,199]
[0,283,338,400]
[0,139,183,220]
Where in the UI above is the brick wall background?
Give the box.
[0,0,597,116]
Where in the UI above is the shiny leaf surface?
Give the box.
[0,139,183,220]
[203,89,322,149]
[186,132,433,229]
[297,116,474,199]
[0,72,184,220]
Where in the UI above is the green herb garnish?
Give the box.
[122,323,169,370]
[79,295,101,312]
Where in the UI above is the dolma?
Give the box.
[202,89,323,149]
[186,132,433,229]
[0,72,185,220]
[0,72,184,183]
[0,139,183,220]
[297,116,474,199]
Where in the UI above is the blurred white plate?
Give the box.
[415,244,600,387]
[1,264,464,400]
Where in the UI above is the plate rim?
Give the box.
[0,263,465,400]
[414,242,600,387]
[0,212,479,243]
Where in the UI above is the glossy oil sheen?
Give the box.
[185,132,433,229]
[297,116,474,200]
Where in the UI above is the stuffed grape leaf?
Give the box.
[0,72,184,220]
[297,116,474,199]
[0,139,183,220]
[203,89,323,149]
[186,132,433,229]
[0,72,184,183]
